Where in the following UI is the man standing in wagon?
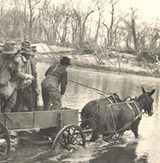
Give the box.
[0,42,35,112]
[41,56,71,110]
[13,41,39,112]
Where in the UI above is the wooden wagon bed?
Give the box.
[0,109,79,130]
[0,109,86,155]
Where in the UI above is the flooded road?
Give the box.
[1,62,160,163]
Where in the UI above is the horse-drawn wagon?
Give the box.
[0,108,86,155]
[0,86,156,156]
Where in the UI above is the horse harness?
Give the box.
[82,96,145,126]
[126,101,141,120]
[96,95,116,109]
[106,101,140,133]
[81,93,151,140]
[132,93,151,114]
[81,96,117,122]
[97,95,119,132]
[107,101,144,136]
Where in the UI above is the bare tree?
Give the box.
[94,1,105,43]
[102,0,119,47]
[130,8,138,52]
[72,8,94,47]
[28,0,41,41]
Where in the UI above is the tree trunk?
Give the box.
[28,0,33,41]
[61,17,69,45]
[131,18,137,52]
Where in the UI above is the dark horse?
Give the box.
[80,93,123,129]
[80,87,155,142]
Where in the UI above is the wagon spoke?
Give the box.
[70,134,82,145]
[66,128,72,143]
[57,138,65,146]
[0,122,10,155]
[52,125,86,151]
[65,127,76,144]
[58,140,67,148]
[68,127,76,143]
[66,127,76,143]
[66,127,81,145]
[69,129,79,143]
[61,133,68,147]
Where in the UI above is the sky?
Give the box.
[1,0,160,25]
[117,0,160,23]
[54,0,160,24]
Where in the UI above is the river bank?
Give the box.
[28,43,159,78]
[36,52,160,79]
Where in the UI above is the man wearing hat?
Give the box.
[21,39,30,50]
[22,41,39,110]
[13,46,39,112]
[0,42,34,112]
[0,42,17,112]
[41,56,71,110]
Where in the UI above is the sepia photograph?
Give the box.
[0,0,160,162]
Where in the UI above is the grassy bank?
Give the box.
[36,53,160,79]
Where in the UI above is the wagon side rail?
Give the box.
[0,109,79,131]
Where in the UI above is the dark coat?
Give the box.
[42,64,67,95]
[41,63,68,110]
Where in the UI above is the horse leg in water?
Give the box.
[131,119,141,138]
[90,129,98,142]
[90,120,99,142]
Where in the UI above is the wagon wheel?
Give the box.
[0,121,10,155]
[52,124,86,151]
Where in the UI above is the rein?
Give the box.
[69,79,109,95]
[133,111,145,121]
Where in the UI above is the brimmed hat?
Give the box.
[2,42,17,55]
[60,56,71,65]
[21,47,35,56]
[21,40,30,50]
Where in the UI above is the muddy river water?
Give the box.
[1,62,160,163]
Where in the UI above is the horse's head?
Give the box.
[136,86,155,116]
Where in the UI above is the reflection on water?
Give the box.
[90,143,138,163]
[1,62,160,163]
